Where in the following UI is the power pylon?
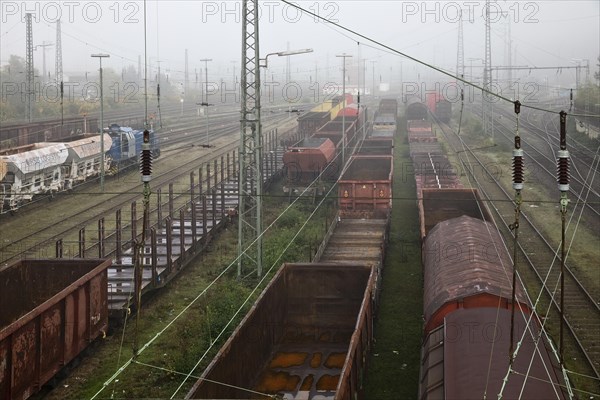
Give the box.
[25,13,34,122]
[482,0,493,140]
[238,0,263,278]
[55,19,63,84]
[456,10,465,79]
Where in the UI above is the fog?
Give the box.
[1,0,599,92]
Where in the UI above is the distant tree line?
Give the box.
[0,54,198,123]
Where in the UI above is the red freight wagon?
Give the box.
[0,259,111,400]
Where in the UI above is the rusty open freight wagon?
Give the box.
[186,263,376,400]
[0,259,110,400]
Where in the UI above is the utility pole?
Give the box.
[185,49,189,94]
[35,41,53,83]
[91,53,110,192]
[200,58,213,103]
[199,58,212,146]
[25,13,34,122]
[238,0,263,278]
[370,60,376,97]
[337,53,352,168]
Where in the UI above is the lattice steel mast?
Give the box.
[55,19,63,84]
[456,10,465,79]
[482,0,493,140]
[25,13,34,122]
[238,0,263,278]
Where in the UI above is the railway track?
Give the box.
[435,116,600,391]
[471,104,600,224]
[0,111,292,265]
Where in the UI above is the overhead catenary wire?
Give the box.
[169,172,340,398]
[509,100,523,365]
[431,114,570,398]
[278,0,600,120]
[495,113,599,397]
[89,132,350,399]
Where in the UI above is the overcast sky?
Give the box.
[1,0,598,89]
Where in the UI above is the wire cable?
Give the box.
[279,0,600,120]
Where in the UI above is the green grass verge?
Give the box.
[363,127,424,399]
[40,181,334,399]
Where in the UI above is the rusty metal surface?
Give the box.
[418,189,493,238]
[319,219,388,266]
[408,131,437,142]
[378,99,398,115]
[422,215,529,333]
[407,120,432,131]
[339,157,393,218]
[408,142,442,156]
[186,263,375,400]
[297,111,331,136]
[356,139,393,156]
[283,138,337,184]
[340,157,392,181]
[0,259,110,400]
[420,308,567,400]
[405,98,429,121]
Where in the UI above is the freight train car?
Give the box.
[377,98,398,116]
[0,135,110,212]
[413,103,569,399]
[338,156,393,219]
[297,95,352,137]
[355,138,394,156]
[0,125,158,213]
[282,137,337,185]
[186,263,376,400]
[187,151,392,400]
[426,92,451,123]
[419,214,568,399]
[0,259,111,400]
[371,115,397,138]
[371,98,398,138]
[283,104,362,191]
[405,96,429,121]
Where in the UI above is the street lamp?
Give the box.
[337,53,352,169]
[259,48,313,68]
[91,53,110,192]
[260,49,313,115]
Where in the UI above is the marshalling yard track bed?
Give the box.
[1,111,300,317]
